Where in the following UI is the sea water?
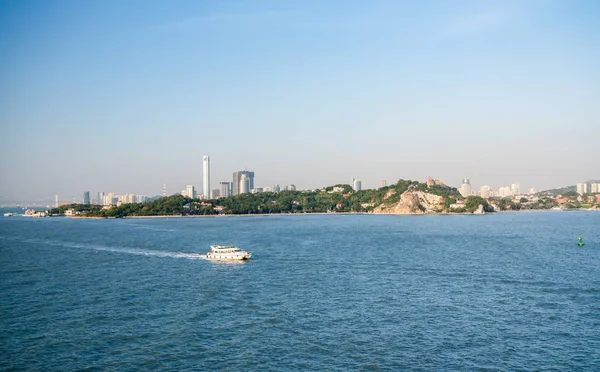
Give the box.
[1,212,599,370]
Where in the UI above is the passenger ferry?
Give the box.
[206,245,251,261]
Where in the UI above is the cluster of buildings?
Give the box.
[80,191,149,207]
[54,192,150,208]
[180,156,361,200]
[459,179,534,198]
[577,182,600,195]
[179,156,299,200]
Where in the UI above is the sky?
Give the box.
[1,0,599,203]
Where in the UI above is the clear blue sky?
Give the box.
[1,0,599,203]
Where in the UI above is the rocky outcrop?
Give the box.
[473,204,486,214]
[373,191,445,214]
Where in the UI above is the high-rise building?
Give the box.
[352,178,362,191]
[381,180,387,187]
[203,155,210,199]
[219,182,231,198]
[55,194,59,208]
[511,183,520,196]
[120,194,135,204]
[101,192,117,206]
[185,185,196,199]
[576,183,588,195]
[498,186,512,197]
[240,174,250,194]
[212,189,220,198]
[479,185,491,198]
[459,179,471,198]
[286,184,297,191]
[83,191,90,205]
[96,192,102,205]
[273,184,281,193]
[591,183,600,193]
[233,171,255,196]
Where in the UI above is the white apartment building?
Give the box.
[459,179,471,198]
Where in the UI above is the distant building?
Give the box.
[240,174,250,194]
[251,188,264,194]
[286,184,297,191]
[273,184,281,193]
[212,189,220,198]
[591,183,600,193]
[233,171,254,196]
[352,178,362,191]
[120,194,135,204]
[381,180,387,187]
[498,186,512,197]
[203,156,210,199]
[219,182,231,198]
[186,185,196,199]
[511,183,520,196]
[459,179,471,198]
[83,191,90,205]
[577,183,588,195]
[102,193,117,206]
[102,194,112,206]
[480,185,491,198]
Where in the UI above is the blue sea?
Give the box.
[1,212,599,370]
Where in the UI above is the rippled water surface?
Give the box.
[1,212,600,370]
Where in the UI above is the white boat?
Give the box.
[206,245,251,261]
[3,213,14,217]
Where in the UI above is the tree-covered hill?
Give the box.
[49,179,483,217]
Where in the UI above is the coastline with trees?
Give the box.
[48,178,599,218]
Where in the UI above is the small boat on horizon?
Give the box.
[205,245,251,261]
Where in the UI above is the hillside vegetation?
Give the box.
[50,179,493,217]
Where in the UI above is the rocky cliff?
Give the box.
[373,191,445,214]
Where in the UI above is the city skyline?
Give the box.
[8,172,599,207]
[1,145,599,205]
[1,1,599,202]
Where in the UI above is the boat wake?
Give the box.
[4,237,207,260]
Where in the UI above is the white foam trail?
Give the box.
[14,237,207,260]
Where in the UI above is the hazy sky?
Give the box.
[1,0,599,203]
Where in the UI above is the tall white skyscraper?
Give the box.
[203,155,210,199]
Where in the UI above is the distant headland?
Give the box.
[46,177,599,218]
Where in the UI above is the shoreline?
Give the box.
[59,208,600,219]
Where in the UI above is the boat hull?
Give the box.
[205,253,251,261]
